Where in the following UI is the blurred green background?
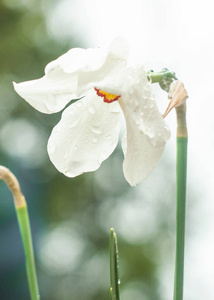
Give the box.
[0,1,188,299]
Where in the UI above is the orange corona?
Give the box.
[94,87,120,103]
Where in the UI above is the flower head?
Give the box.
[13,38,170,186]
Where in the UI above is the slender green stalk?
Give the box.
[173,104,188,300]
[109,228,120,300]
[16,204,40,300]
[148,74,188,299]
[0,166,40,300]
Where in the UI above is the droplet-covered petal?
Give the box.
[121,124,167,186]
[47,90,121,177]
[118,65,170,147]
[118,66,170,186]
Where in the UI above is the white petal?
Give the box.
[13,69,78,114]
[119,65,170,147]
[14,37,129,114]
[47,37,129,74]
[47,90,121,177]
[45,36,129,98]
[76,37,129,96]
[121,124,166,186]
[118,66,170,186]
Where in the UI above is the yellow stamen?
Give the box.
[94,88,120,103]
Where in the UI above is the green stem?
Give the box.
[174,104,188,300]
[16,203,40,300]
[147,69,178,83]
[147,69,178,92]
[109,228,120,300]
[0,166,40,300]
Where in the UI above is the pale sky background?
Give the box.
[43,0,214,299]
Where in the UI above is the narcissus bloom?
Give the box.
[13,38,170,186]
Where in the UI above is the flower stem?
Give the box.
[147,69,178,92]
[16,204,40,300]
[109,228,120,300]
[173,104,187,300]
[0,166,40,300]
[147,69,177,83]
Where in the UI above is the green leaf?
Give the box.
[109,228,120,300]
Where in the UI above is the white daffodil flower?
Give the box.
[13,38,170,186]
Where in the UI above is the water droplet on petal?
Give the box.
[87,106,96,115]
[92,137,98,143]
[76,101,82,108]
[135,119,141,125]
[68,109,74,115]
[48,142,56,154]
[104,135,112,140]
[91,126,102,135]
[143,85,150,92]
[98,150,108,163]
[134,99,139,107]
[69,119,79,128]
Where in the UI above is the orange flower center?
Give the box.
[94,88,120,103]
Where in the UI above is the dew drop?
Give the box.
[76,101,82,108]
[98,150,107,163]
[134,99,139,107]
[135,119,141,125]
[69,119,79,128]
[152,140,157,147]
[64,170,70,176]
[91,126,102,135]
[68,109,74,115]
[104,135,112,140]
[87,106,96,115]
[48,142,56,154]
[134,149,139,156]
[143,85,150,92]
[92,137,98,143]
